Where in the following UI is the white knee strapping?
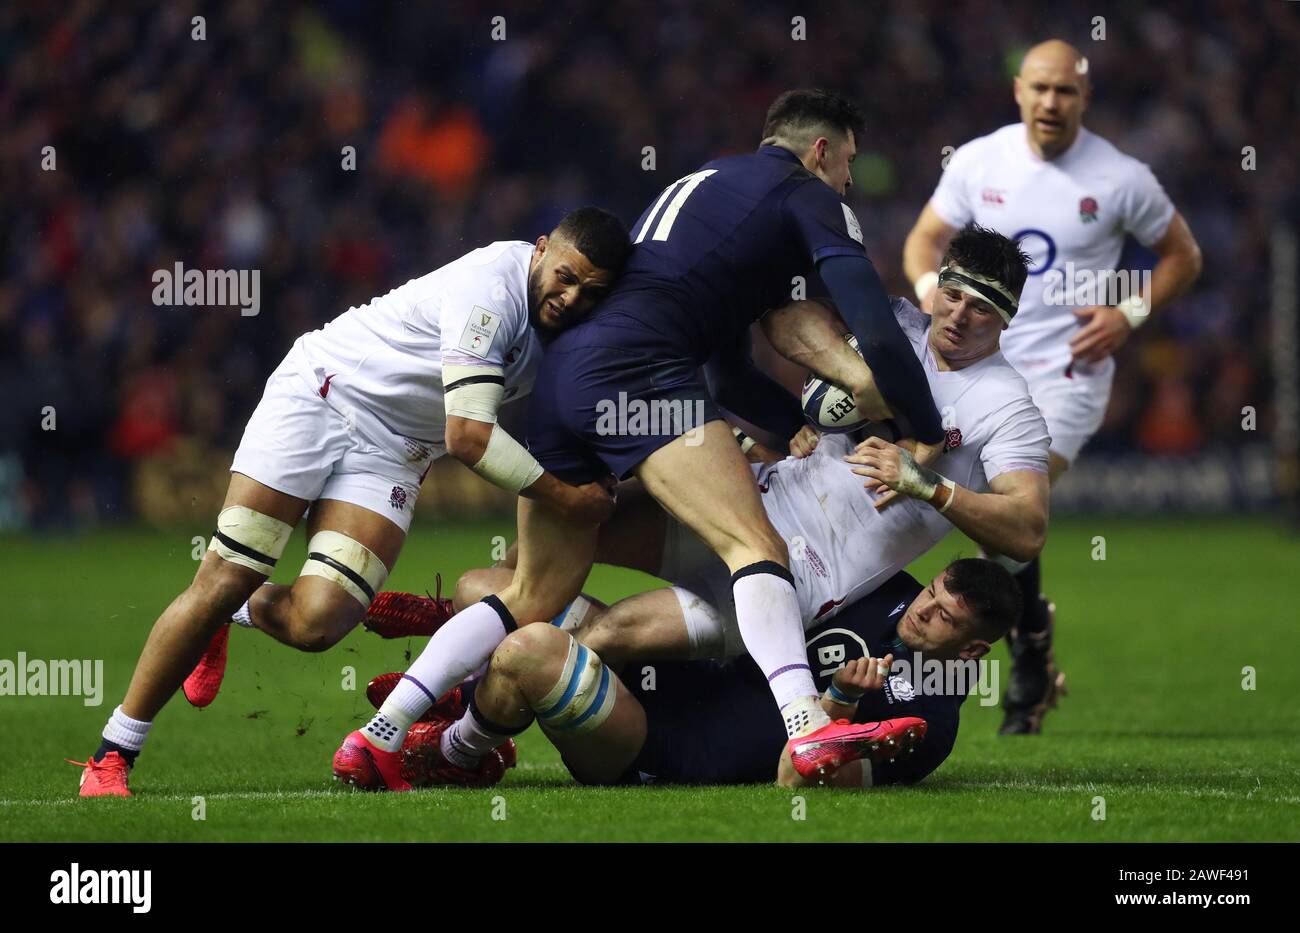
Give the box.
[299,530,389,608]
[208,506,294,576]
[534,635,617,734]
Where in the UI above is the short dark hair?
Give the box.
[940,224,1031,303]
[552,207,632,274]
[761,88,866,148]
[942,558,1022,644]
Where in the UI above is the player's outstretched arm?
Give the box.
[444,407,614,526]
[817,255,945,445]
[845,437,1048,563]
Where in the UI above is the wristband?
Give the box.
[825,681,862,706]
[914,270,939,305]
[1116,294,1150,330]
[934,476,957,513]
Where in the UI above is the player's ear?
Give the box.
[959,640,991,662]
[534,234,549,256]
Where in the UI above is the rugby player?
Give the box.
[70,208,630,797]
[371,559,1018,790]
[353,224,1050,787]
[903,40,1203,733]
[336,89,952,788]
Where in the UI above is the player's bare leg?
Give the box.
[456,569,697,667]
[430,623,646,785]
[637,419,827,738]
[180,495,405,715]
[72,474,306,797]
[335,496,601,790]
[240,497,408,652]
[364,478,668,639]
[1000,450,1069,735]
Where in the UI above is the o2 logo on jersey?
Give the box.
[805,627,869,690]
[1012,228,1057,276]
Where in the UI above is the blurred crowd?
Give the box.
[2,0,1296,528]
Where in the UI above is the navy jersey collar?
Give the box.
[758,144,803,165]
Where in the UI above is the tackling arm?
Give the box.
[444,367,614,525]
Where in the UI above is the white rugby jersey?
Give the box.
[929,124,1174,377]
[287,241,542,449]
[757,299,1050,627]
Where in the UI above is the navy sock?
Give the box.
[94,739,139,766]
[1013,557,1050,637]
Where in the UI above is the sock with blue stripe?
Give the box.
[440,700,526,769]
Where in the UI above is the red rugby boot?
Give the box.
[365,672,466,722]
[183,624,230,708]
[362,576,455,639]
[68,752,133,798]
[401,720,516,789]
[332,730,412,792]
[787,717,928,780]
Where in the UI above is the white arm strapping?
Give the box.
[474,424,544,494]
[444,364,506,423]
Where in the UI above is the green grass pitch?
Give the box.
[2,518,1298,842]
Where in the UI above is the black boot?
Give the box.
[999,602,1067,735]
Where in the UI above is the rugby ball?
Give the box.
[801,333,871,433]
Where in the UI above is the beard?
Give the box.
[526,264,551,332]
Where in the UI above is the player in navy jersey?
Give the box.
[368,560,1018,789]
[339,90,949,788]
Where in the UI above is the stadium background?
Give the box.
[3,0,1297,529]
[2,2,1299,843]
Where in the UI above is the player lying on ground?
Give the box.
[366,560,1016,789]
[344,224,1051,788]
[335,89,955,785]
[903,39,1202,734]
[71,208,631,797]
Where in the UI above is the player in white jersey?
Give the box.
[903,39,1203,734]
[366,225,1050,783]
[70,208,630,798]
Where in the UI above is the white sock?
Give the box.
[440,708,510,768]
[732,566,829,738]
[232,582,273,627]
[361,710,413,753]
[102,705,151,752]
[363,599,514,751]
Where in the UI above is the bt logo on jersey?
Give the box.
[981,188,1006,205]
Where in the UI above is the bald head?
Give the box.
[1020,40,1090,88]
[1014,39,1091,159]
